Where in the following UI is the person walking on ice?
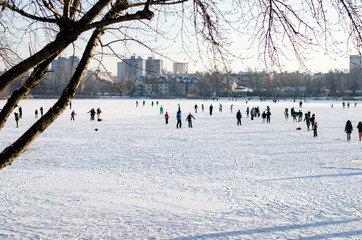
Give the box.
[14,112,19,128]
[88,108,96,120]
[70,110,76,121]
[165,112,169,124]
[236,109,242,125]
[160,106,164,115]
[18,106,22,119]
[186,113,196,128]
[357,121,362,142]
[35,109,39,118]
[284,108,288,120]
[176,109,182,128]
[96,108,102,121]
[209,104,213,116]
[266,110,271,123]
[344,120,353,141]
[313,122,318,137]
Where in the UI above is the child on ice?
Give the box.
[186,113,195,128]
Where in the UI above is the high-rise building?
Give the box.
[350,55,362,72]
[349,55,362,91]
[145,57,163,76]
[173,62,188,74]
[51,56,80,73]
[117,55,144,81]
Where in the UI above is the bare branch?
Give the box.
[0,1,57,23]
[41,0,63,18]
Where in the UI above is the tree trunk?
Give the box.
[0,54,58,130]
[0,0,113,93]
[0,27,105,170]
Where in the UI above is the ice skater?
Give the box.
[35,109,39,118]
[304,113,311,130]
[70,110,76,121]
[313,122,318,137]
[344,120,353,141]
[357,121,362,142]
[14,112,19,128]
[209,104,213,116]
[186,113,195,128]
[160,106,164,115]
[266,110,271,123]
[236,110,242,125]
[284,108,289,120]
[18,106,22,119]
[310,114,315,130]
[176,109,182,128]
[88,108,96,120]
[96,108,102,120]
[165,112,169,124]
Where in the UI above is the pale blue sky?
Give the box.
[0,0,359,75]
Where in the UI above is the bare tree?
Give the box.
[0,0,361,170]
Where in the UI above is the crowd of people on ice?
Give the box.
[134,99,361,141]
[4,99,361,142]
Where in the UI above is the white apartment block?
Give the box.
[349,55,362,86]
[117,55,144,81]
[173,62,188,74]
[350,55,362,72]
[145,57,163,76]
[51,56,80,73]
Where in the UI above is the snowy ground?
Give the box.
[0,98,361,239]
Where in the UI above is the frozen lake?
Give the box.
[0,98,361,239]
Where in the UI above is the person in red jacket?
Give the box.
[357,121,362,142]
[164,112,169,124]
[313,122,318,137]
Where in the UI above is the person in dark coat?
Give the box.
[209,104,213,116]
[88,108,96,120]
[236,110,242,125]
[18,106,22,119]
[70,110,76,121]
[344,120,353,141]
[40,107,44,117]
[261,111,266,123]
[186,113,195,128]
[304,113,311,130]
[313,122,318,137]
[14,112,19,128]
[357,121,362,142]
[310,114,315,129]
[266,110,271,123]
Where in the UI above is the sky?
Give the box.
[0,1,360,75]
[68,0,359,75]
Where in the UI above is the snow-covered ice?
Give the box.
[0,98,361,239]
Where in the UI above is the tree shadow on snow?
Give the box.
[261,171,362,182]
[171,218,362,240]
